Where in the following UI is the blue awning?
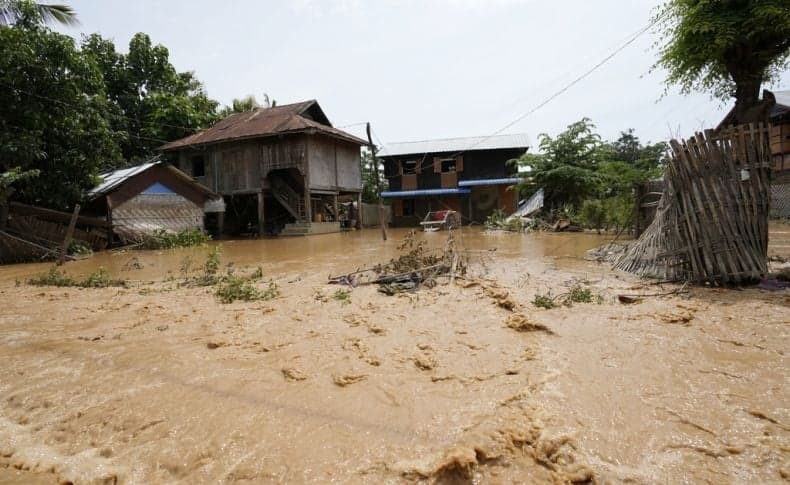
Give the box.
[380,188,471,198]
[458,178,522,187]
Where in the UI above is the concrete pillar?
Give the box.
[333,194,338,223]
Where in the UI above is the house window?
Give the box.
[191,155,206,177]
[402,199,415,216]
[401,160,418,175]
[440,158,456,172]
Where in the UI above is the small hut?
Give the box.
[85,159,224,245]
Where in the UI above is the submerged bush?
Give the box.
[29,266,126,288]
[141,229,211,249]
[28,266,77,287]
[215,274,279,303]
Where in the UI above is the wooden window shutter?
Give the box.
[455,155,464,172]
[393,200,403,217]
[434,157,441,173]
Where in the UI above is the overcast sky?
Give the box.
[56,0,789,149]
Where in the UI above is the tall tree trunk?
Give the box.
[730,72,773,125]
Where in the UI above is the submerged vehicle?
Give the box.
[420,210,461,231]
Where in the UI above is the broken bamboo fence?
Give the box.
[615,123,771,285]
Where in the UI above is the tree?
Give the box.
[0,0,77,26]
[516,118,606,209]
[0,167,39,205]
[218,94,276,118]
[360,148,386,203]
[0,12,122,209]
[81,33,219,162]
[654,0,790,124]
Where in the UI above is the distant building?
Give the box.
[719,89,790,218]
[85,159,224,245]
[377,134,530,226]
[159,100,366,236]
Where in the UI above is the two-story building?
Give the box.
[378,134,529,226]
[159,100,366,236]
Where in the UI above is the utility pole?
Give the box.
[366,122,387,241]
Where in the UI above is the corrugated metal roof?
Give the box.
[771,90,790,117]
[88,159,219,201]
[458,178,522,187]
[381,188,471,198]
[159,100,367,150]
[378,133,530,158]
[88,161,160,198]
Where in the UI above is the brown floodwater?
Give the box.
[0,225,787,484]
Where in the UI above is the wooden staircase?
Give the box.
[269,173,305,222]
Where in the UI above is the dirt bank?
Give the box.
[0,227,787,483]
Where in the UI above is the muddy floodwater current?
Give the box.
[0,226,788,483]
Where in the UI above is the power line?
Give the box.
[380,14,663,181]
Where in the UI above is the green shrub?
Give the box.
[532,291,556,309]
[28,266,76,287]
[215,274,279,303]
[28,266,126,288]
[580,199,607,233]
[81,267,127,288]
[141,229,211,249]
[332,288,352,305]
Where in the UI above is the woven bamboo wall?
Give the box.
[615,124,771,285]
[113,193,204,242]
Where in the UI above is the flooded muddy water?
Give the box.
[0,226,787,483]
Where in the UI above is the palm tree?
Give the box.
[0,0,78,26]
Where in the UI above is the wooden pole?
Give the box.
[257,190,265,235]
[0,203,8,230]
[366,122,387,241]
[58,204,80,265]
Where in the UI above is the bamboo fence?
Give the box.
[615,123,771,285]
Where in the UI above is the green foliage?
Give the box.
[332,288,352,305]
[654,0,790,119]
[0,0,78,27]
[81,33,219,162]
[218,94,274,118]
[361,149,386,203]
[532,291,556,309]
[485,208,529,232]
[81,267,126,288]
[0,21,122,209]
[580,199,607,233]
[0,167,39,204]
[28,266,126,288]
[141,229,211,249]
[214,265,279,304]
[515,121,667,233]
[28,266,75,286]
[67,239,92,256]
[566,284,595,304]
[517,119,606,209]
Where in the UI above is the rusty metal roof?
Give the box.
[159,100,367,150]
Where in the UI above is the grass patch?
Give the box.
[532,283,603,309]
[28,266,126,288]
[215,273,279,303]
[141,229,211,250]
[332,288,352,306]
[532,291,557,309]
